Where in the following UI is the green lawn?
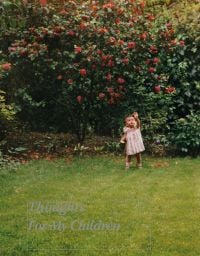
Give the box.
[0,155,200,256]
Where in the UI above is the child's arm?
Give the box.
[120,126,128,144]
[133,112,141,128]
[123,126,129,133]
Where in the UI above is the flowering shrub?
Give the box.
[0,62,15,140]
[1,0,187,141]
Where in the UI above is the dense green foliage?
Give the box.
[0,0,199,154]
[0,64,15,140]
[170,112,200,156]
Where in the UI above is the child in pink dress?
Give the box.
[121,112,145,169]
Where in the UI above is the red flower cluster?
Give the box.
[149,45,158,54]
[179,41,185,46]
[108,92,122,105]
[107,87,113,93]
[106,73,112,81]
[128,41,136,49]
[103,2,115,9]
[98,93,106,100]
[154,85,161,93]
[74,46,82,54]
[1,63,12,71]
[148,67,156,73]
[67,30,75,36]
[67,79,73,85]
[77,95,83,104]
[98,27,108,34]
[57,75,63,80]
[122,58,129,64]
[165,86,176,93]
[79,69,87,77]
[40,0,47,6]
[153,57,159,64]
[117,78,125,84]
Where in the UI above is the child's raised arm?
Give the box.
[132,112,141,128]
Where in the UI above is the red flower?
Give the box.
[79,69,87,77]
[118,40,124,46]
[114,92,121,99]
[8,47,16,52]
[1,63,12,71]
[107,87,113,93]
[40,0,47,6]
[128,42,136,49]
[77,95,83,104]
[98,27,108,34]
[67,30,75,36]
[97,50,102,55]
[140,1,145,9]
[153,57,159,64]
[154,85,161,93]
[147,14,155,21]
[140,32,147,41]
[149,45,158,54]
[101,55,108,61]
[79,23,86,30]
[103,2,115,9]
[149,67,156,73]
[98,93,106,100]
[107,60,114,67]
[20,50,27,56]
[115,18,121,25]
[106,73,112,81]
[74,46,82,54]
[57,75,63,80]
[171,39,177,46]
[117,7,124,15]
[67,79,73,85]
[122,58,129,64]
[109,37,116,45]
[166,22,172,29]
[179,40,185,46]
[81,15,89,21]
[117,78,125,84]
[165,86,176,93]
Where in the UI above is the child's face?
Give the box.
[126,117,136,128]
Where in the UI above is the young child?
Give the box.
[121,112,145,169]
[120,112,140,144]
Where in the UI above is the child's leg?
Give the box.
[135,153,142,167]
[125,155,131,169]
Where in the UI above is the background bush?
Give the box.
[169,112,200,156]
[0,0,199,155]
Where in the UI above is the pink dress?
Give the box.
[123,126,145,155]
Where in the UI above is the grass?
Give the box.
[0,155,200,256]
